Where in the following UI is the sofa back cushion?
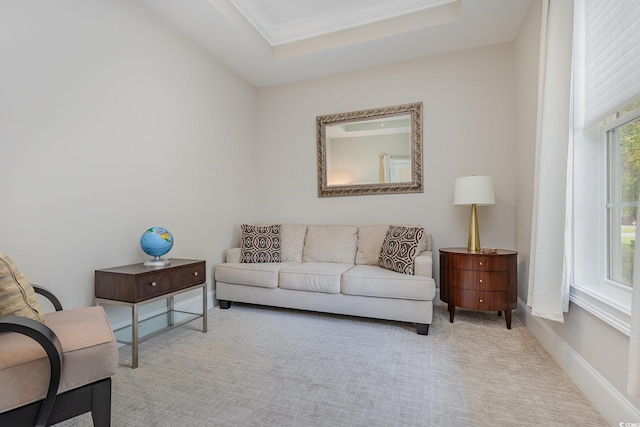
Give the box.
[356,225,391,265]
[303,225,358,264]
[281,224,307,262]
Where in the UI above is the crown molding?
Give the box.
[230,0,458,46]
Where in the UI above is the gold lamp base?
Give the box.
[467,203,481,252]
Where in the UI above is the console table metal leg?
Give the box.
[131,304,139,369]
[168,296,175,327]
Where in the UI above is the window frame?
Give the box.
[570,106,640,336]
[604,108,640,288]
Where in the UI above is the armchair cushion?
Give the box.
[0,306,117,413]
[0,254,44,322]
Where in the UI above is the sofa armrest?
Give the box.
[414,251,433,278]
[0,315,63,427]
[225,248,241,263]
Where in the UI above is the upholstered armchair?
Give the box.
[0,254,118,426]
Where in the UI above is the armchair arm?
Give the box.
[32,285,63,311]
[0,315,63,427]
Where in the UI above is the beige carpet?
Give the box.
[57,302,607,426]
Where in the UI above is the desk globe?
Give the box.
[140,227,173,267]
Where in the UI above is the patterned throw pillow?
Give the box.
[0,253,45,322]
[378,226,425,275]
[240,224,282,263]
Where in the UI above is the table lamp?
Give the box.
[454,175,495,252]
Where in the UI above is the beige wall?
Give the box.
[256,43,518,283]
[0,0,258,319]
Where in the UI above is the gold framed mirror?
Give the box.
[316,102,423,197]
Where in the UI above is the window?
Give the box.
[570,103,640,334]
[569,0,640,334]
[605,103,640,287]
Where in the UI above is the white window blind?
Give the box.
[583,0,640,128]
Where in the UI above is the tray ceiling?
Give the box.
[138,0,532,87]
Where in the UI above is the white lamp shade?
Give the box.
[453,176,495,206]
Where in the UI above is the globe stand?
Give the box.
[143,256,171,268]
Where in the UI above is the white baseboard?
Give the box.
[516,298,640,424]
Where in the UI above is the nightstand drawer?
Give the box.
[454,270,509,291]
[454,289,506,311]
[454,255,509,271]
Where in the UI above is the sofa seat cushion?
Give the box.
[341,265,435,300]
[0,306,117,412]
[215,262,299,288]
[279,262,353,294]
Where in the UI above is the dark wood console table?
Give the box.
[439,248,517,329]
[95,259,207,368]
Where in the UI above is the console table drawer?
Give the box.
[136,264,205,300]
[454,270,509,291]
[453,289,506,311]
[95,259,206,303]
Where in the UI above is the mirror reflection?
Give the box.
[317,103,423,197]
[325,115,412,186]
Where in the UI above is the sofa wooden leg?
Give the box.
[416,323,429,335]
[219,300,232,309]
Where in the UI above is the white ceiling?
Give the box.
[138,0,532,87]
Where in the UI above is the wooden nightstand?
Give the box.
[95,259,207,368]
[439,248,517,329]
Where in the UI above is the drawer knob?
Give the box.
[193,271,198,276]
[479,299,483,303]
[479,279,483,283]
[479,262,483,266]
[150,281,157,287]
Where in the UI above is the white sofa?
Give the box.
[214,224,436,335]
